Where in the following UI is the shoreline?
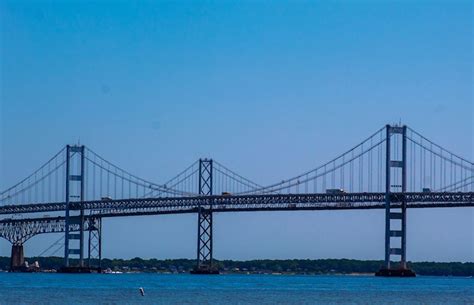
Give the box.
[2,257,472,277]
[2,270,472,278]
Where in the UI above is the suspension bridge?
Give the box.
[1,125,472,276]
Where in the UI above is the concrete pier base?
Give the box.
[375,268,416,277]
[190,269,219,275]
[58,266,101,273]
[10,244,25,272]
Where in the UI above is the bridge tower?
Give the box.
[376,125,415,277]
[61,145,87,272]
[191,159,218,274]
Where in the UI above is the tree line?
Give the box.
[0,257,472,276]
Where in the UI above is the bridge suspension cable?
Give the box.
[37,235,64,257]
[212,161,263,195]
[235,126,387,195]
[229,125,473,196]
[0,147,67,205]
[84,148,194,199]
[405,127,473,193]
[141,160,200,198]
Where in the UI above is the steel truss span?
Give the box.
[0,216,99,245]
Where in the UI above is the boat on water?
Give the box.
[103,268,123,274]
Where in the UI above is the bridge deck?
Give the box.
[0,192,472,216]
[0,192,472,243]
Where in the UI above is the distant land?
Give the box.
[0,257,472,276]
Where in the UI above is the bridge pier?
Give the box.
[9,244,25,272]
[376,125,415,277]
[87,217,102,271]
[191,159,218,274]
[192,208,217,274]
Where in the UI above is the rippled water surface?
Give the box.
[0,273,472,304]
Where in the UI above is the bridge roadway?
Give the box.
[0,191,472,244]
[0,192,472,216]
[0,191,472,222]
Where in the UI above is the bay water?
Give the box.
[0,273,472,305]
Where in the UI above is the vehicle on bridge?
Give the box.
[326,189,346,194]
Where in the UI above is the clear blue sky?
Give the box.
[1,1,472,262]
